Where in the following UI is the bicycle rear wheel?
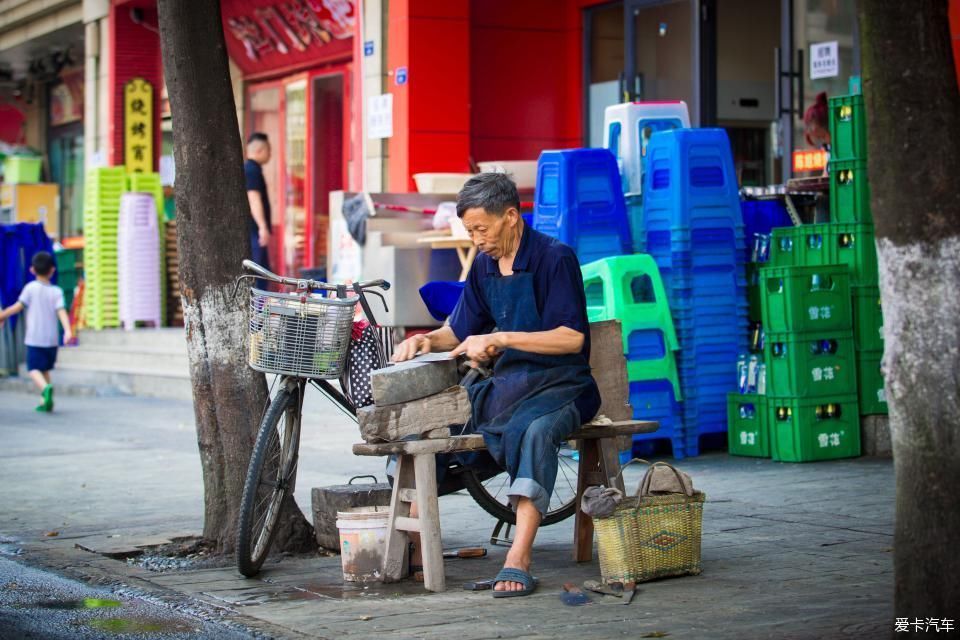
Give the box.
[236,382,302,577]
[461,442,579,527]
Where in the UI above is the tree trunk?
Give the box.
[857,0,960,621]
[157,0,315,554]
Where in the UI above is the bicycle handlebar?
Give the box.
[241,259,390,293]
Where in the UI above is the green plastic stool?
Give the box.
[582,255,681,399]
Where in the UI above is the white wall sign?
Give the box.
[810,41,839,80]
[367,93,393,139]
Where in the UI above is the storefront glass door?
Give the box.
[584,0,698,145]
[47,125,83,237]
[284,80,307,277]
[625,0,696,112]
[309,73,344,271]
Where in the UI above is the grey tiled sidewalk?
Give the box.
[0,389,894,639]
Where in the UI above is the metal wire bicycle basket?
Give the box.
[247,287,358,379]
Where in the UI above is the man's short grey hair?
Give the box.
[456,172,521,218]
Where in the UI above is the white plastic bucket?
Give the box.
[335,506,390,582]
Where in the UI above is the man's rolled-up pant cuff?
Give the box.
[508,478,549,518]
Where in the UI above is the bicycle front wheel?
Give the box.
[461,442,580,527]
[236,383,302,577]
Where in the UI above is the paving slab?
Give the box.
[0,388,897,639]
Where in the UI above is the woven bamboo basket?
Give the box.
[593,459,705,584]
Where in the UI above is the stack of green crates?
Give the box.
[127,172,167,326]
[83,167,127,329]
[828,92,887,416]
[728,261,769,458]
[54,248,81,314]
[758,263,861,462]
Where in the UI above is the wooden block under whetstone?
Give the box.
[370,353,460,406]
[358,386,471,442]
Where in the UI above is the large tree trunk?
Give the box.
[857,0,960,622]
[157,0,314,554]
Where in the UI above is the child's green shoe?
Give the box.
[41,384,54,412]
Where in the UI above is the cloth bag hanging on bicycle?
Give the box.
[341,320,385,408]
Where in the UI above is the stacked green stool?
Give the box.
[582,255,686,456]
[83,167,127,330]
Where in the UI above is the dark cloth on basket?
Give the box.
[581,485,624,518]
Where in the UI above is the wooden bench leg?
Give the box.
[381,454,414,582]
[598,438,626,493]
[573,437,627,563]
[573,439,600,563]
[413,453,445,592]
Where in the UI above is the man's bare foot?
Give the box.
[494,550,532,592]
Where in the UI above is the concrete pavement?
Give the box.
[0,388,897,639]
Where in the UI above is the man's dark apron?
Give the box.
[466,271,594,480]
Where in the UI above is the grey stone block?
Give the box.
[311,481,393,551]
[370,355,460,406]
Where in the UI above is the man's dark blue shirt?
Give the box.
[449,224,601,422]
[244,159,271,229]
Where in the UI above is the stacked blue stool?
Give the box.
[639,128,750,455]
[533,148,632,266]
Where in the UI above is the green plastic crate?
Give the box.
[852,286,884,351]
[830,159,872,224]
[857,350,888,415]
[768,224,831,268]
[727,393,769,457]
[54,249,81,312]
[759,265,852,334]
[3,156,42,183]
[768,395,861,462]
[829,94,867,161]
[765,331,857,398]
[830,223,878,286]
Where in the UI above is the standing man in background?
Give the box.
[245,132,272,275]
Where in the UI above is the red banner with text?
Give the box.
[221,0,355,76]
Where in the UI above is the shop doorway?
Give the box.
[246,82,283,272]
[309,73,344,271]
[584,0,701,146]
[47,123,83,238]
[625,0,697,110]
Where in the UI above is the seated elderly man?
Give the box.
[391,173,600,597]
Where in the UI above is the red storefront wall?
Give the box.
[385,0,607,192]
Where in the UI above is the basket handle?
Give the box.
[637,461,694,498]
[611,457,653,488]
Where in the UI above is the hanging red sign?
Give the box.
[222,0,355,75]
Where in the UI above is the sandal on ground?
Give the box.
[491,567,538,598]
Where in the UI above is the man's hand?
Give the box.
[63,328,73,344]
[258,226,271,248]
[450,333,506,363]
[392,333,432,362]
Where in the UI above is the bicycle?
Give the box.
[233,260,579,577]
